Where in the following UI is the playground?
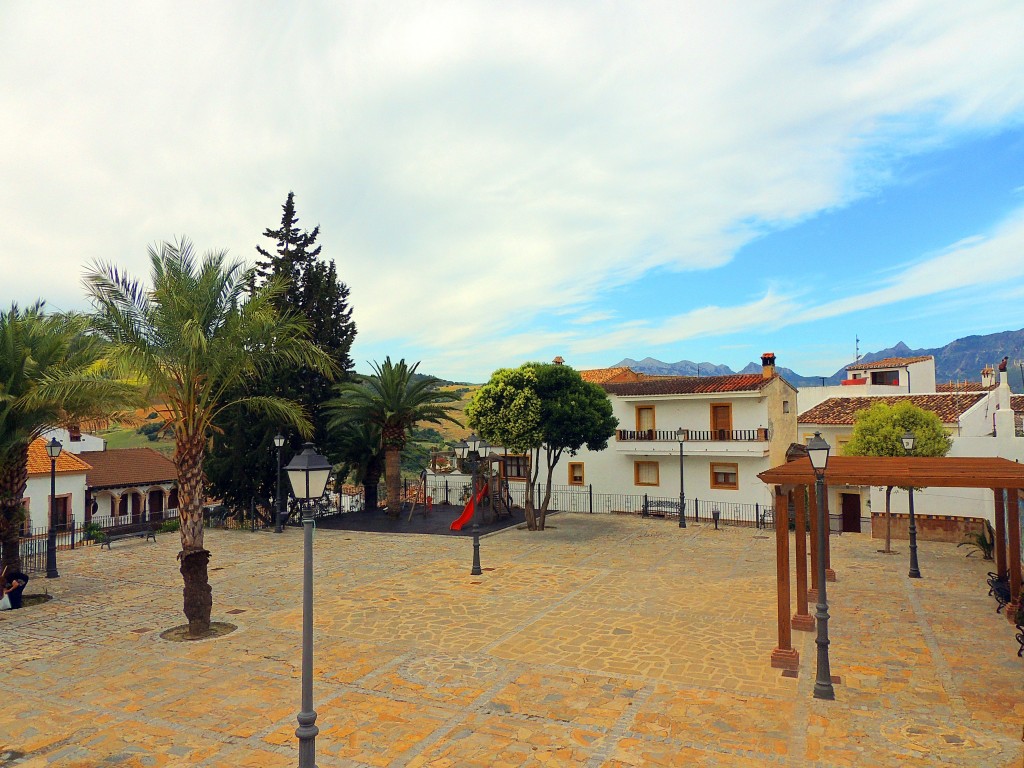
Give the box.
[1,513,1021,766]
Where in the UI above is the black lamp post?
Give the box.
[284,442,332,768]
[274,433,286,533]
[676,427,687,528]
[46,437,62,579]
[807,431,835,700]
[901,429,922,579]
[455,435,484,575]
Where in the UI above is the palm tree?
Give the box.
[325,358,459,515]
[85,238,335,637]
[0,303,138,572]
[331,421,385,511]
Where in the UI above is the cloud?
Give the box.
[2,1,1024,379]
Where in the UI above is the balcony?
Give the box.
[615,428,770,457]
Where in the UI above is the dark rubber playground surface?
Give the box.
[313,502,528,537]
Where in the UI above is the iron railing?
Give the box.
[617,428,769,442]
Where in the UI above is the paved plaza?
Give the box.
[1,514,1022,767]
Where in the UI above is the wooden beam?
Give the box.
[994,488,1008,580]
[792,486,814,631]
[1007,490,1022,623]
[771,486,799,670]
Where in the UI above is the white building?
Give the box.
[547,353,798,516]
[797,355,1024,537]
[21,438,91,533]
[39,425,106,453]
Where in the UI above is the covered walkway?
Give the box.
[759,455,1024,671]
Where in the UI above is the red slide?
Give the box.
[450,483,489,531]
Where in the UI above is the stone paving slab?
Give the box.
[1,515,1022,766]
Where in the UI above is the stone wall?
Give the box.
[870,512,985,543]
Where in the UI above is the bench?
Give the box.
[644,500,680,518]
[1016,624,1023,657]
[100,524,157,549]
[987,572,1011,613]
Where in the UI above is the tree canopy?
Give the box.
[0,303,138,571]
[205,192,356,511]
[842,401,952,459]
[85,237,336,636]
[467,362,615,530]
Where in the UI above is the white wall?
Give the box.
[40,427,105,453]
[23,471,88,530]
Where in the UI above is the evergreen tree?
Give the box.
[206,192,357,512]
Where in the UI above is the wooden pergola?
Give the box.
[758,455,1024,670]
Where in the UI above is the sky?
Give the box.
[3,1,1024,383]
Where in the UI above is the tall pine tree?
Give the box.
[206,192,357,512]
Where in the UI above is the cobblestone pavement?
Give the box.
[1,515,1022,766]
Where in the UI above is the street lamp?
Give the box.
[284,442,332,768]
[902,429,922,579]
[675,427,687,528]
[806,431,834,700]
[274,433,286,533]
[455,436,484,575]
[46,437,62,579]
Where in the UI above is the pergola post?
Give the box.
[1006,490,1022,623]
[771,486,799,670]
[792,486,814,631]
[993,488,1008,580]
[823,483,836,582]
[808,484,819,603]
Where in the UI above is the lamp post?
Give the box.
[455,435,485,575]
[901,429,922,579]
[274,434,286,533]
[46,437,62,579]
[284,442,332,768]
[675,427,687,528]
[807,431,834,700]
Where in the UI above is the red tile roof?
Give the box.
[26,438,92,477]
[1012,396,1024,412]
[936,381,996,392]
[78,448,177,490]
[603,373,776,396]
[579,367,642,384]
[799,393,985,425]
[845,356,932,371]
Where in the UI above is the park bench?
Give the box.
[643,499,680,518]
[1016,624,1023,657]
[100,522,157,549]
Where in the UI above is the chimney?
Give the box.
[981,365,995,388]
[552,356,564,365]
[761,352,776,379]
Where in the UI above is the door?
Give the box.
[711,404,732,440]
[840,493,861,533]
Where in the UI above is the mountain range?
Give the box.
[615,328,1024,390]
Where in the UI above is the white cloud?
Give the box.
[2,1,1024,379]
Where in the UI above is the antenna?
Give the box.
[855,336,860,365]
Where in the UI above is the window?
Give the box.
[636,406,655,433]
[20,498,31,536]
[505,455,530,480]
[871,370,899,386]
[782,400,790,414]
[710,462,739,490]
[568,462,584,486]
[50,494,71,531]
[634,461,659,486]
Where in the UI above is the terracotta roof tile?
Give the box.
[799,393,985,425]
[579,367,643,384]
[79,448,177,490]
[936,381,996,392]
[26,438,92,476]
[603,373,774,396]
[845,356,932,371]
[1012,395,1024,412]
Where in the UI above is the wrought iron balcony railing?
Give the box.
[616,428,769,442]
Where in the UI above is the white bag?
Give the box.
[0,593,10,611]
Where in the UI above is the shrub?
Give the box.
[159,518,180,533]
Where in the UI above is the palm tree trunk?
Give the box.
[0,445,29,573]
[385,447,401,517]
[176,435,212,637]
